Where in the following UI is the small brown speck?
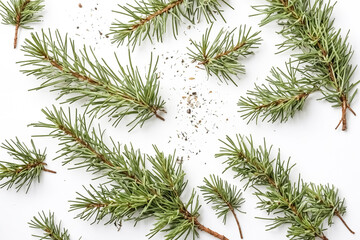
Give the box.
[189,77,195,80]
[78,3,83,8]
[187,109,191,114]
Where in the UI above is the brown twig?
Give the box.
[200,42,247,65]
[131,0,184,30]
[14,0,31,49]
[255,92,311,110]
[230,208,243,239]
[42,168,57,174]
[215,42,246,60]
[14,161,55,174]
[335,211,355,234]
[180,209,229,240]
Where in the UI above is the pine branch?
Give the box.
[239,62,318,123]
[110,0,232,48]
[29,211,79,240]
[306,184,355,234]
[0,138,55,192]
[188,25,262,85]
[251,0,359,130]
[199,175,245,239]
[216,135,353,240]
[0,0,44,48]
[19,29,166,131]
[31,106,229,240]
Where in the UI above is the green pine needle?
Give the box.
[31,106,229,240]
[238,62,318,123]
[199,175,245,238]
[0,138,55,193]
[247,0,359,130]
[216,134,353,240]
[29,211,79,240]
[19,29,166,131]
[188,25,261,85]
[110,0,233,48]
[0,0,44,48]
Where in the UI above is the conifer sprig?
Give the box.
[20,29,166,131]
[31,106,229,240]
[199,175,245,238]
[216,135,353,240]
[0,138,55,192]
[239,62,318,123]
[110,0,232,48]
[29,211,78,240]
[0,0,44,48]
[188,25,261,85]
[241,0,359,130]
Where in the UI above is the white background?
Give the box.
[0,0,360,239]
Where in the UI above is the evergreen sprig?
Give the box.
[239,62,318,123]
[240,0,359,130]
[29,211,79,240]
[0,0,44,48]
[199,175,245,238]
[216,135,354,240]
[188,25,261,85]
[0,138,55,192]
[110,0,232,48]
[31,106,229,240]
[20,29,166,131]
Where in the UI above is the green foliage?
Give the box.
[239,62,318,123]
[29,211,77,240]
[188,25,261,85]
[305,183,346,227]
[199,175,244,223]
[241,0,359,130]
[216,135,351,240]
[110,0,233,48]
[32,106,227,240]
[0,138,50,192]
[0,0,44,27]
[20,29,166,131]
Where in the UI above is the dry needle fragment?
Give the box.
[20,30,166,131]
[240,0,359,130]
[0,0,44,48]
[0,138,55,192]
[188,25,261,85]
[217,135,354,240]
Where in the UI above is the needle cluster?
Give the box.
[188,25,262,85]
[29,211,78,240]
[199,175,245,238]
[31,106,229,240]
[0,138,55,192]
[20,30,166,131]
[0,0,44,48]
[110,0,232,48]
[216,135,354,240]
[239,62,318,123]
[239,0,359,130]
